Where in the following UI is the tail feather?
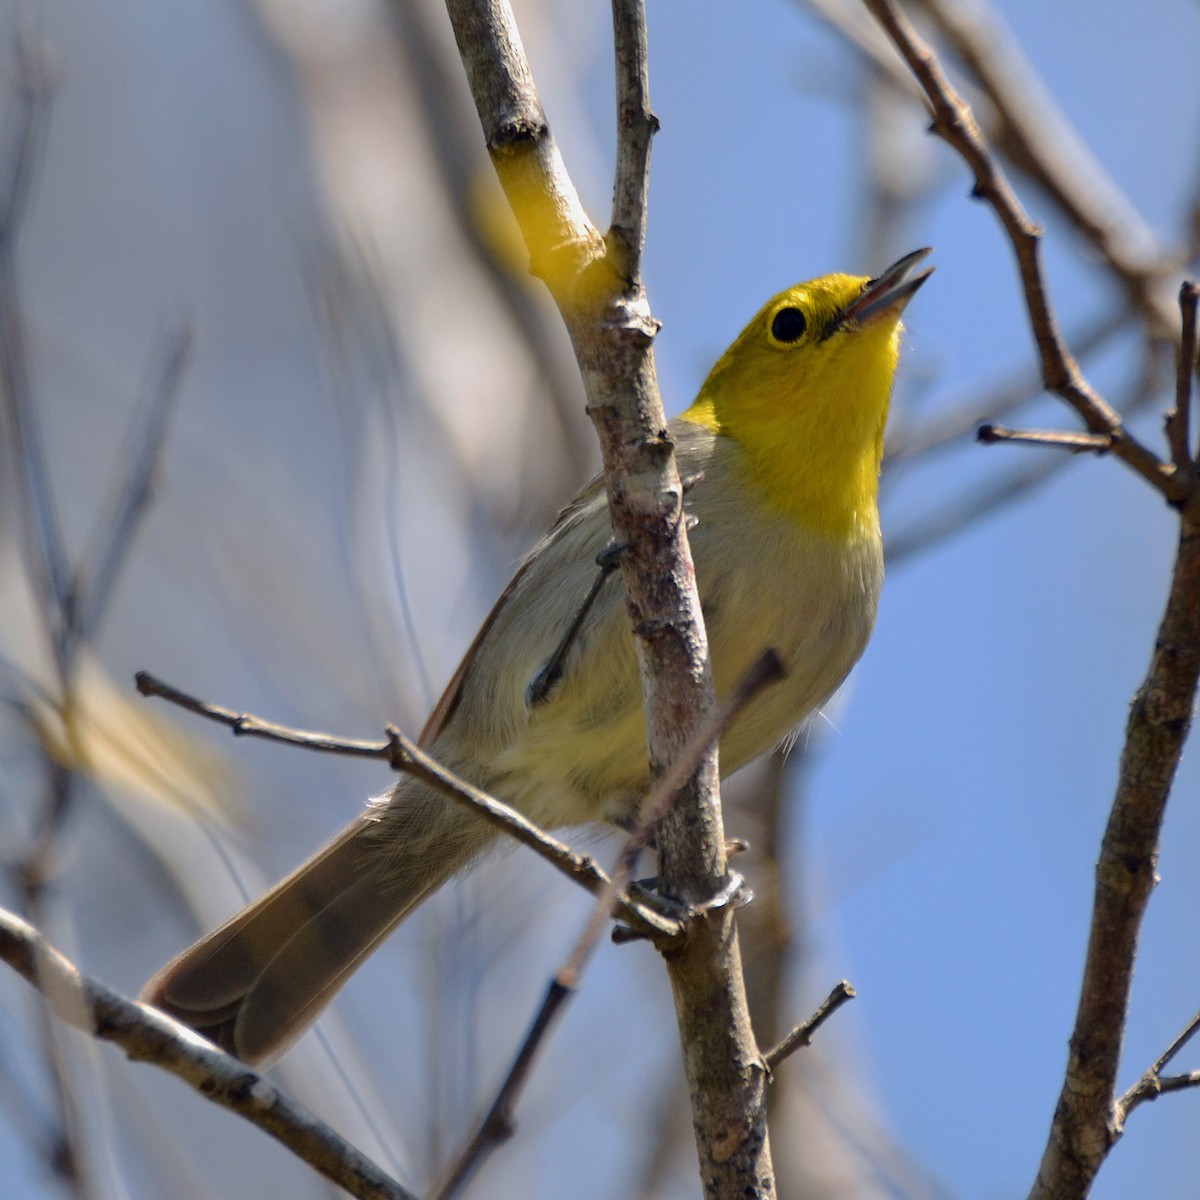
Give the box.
[143,797,489,1064]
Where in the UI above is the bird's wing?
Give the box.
[417,475,606,748]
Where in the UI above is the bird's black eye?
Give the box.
[770,306,807,343]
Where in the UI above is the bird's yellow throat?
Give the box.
[682,269,915,541]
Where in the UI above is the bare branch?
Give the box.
[888,346,1171,565]
[1115,1007,1200,1125]
[134,670,684,942]
[609,0,658,282]
[1166,281,1199,469]
[763,981,857,1074]
[861,0,1187,506]
[135,670,398,758]
[429,980,573,1200]
[884,308,1126,466]
[802,0,923,99]
[76,327,192,640]
[0,908,416,1200]
[909,0,1176,336]
[391,723,683,942]
[976,424,1113,454]
[853,11,1200,1198]
[1150,1007,1200,1077]
[0,53,199,1193]
[1119,1068,1200,1117]
[1027,506,1200,1200]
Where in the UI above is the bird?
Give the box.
[142,248,932,1065]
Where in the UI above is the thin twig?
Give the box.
[861,0,1186,506]
[134,671,684,942]
[24,941,93,1198]
[888,352,1170,565]
[1150,1007,1200,1077]
[909,0,1176,337]
[608,0,658,283]
[884,308,1127,466]
[801,0,925,101]
[0,41,54,246]
[135,671,399,758]
[1167,281,1199,469]
[392,723,683,942]
[976,425,1113,454]
[1120,1068,1200,1116]
[76,327,192,640]
[1114,1007,1200,1125]
[432,649,786,1200]
[0,44,72,675]
[0,909,416,1200]
[763,981,857,1074]
[429,980,573,1200]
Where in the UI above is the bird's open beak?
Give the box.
[827,247,934,337]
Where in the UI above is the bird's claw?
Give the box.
[623,869,752,925]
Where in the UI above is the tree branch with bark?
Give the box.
[442,1,775,1195]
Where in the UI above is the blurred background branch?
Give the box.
[0,908,417,1200]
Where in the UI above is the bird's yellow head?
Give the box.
[683,249,932,540]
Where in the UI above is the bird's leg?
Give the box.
[526,541,626,706]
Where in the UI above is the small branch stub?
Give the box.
[977,423,1113,454]
[763,982,856,1075]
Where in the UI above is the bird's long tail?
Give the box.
[142,785,492,1065]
